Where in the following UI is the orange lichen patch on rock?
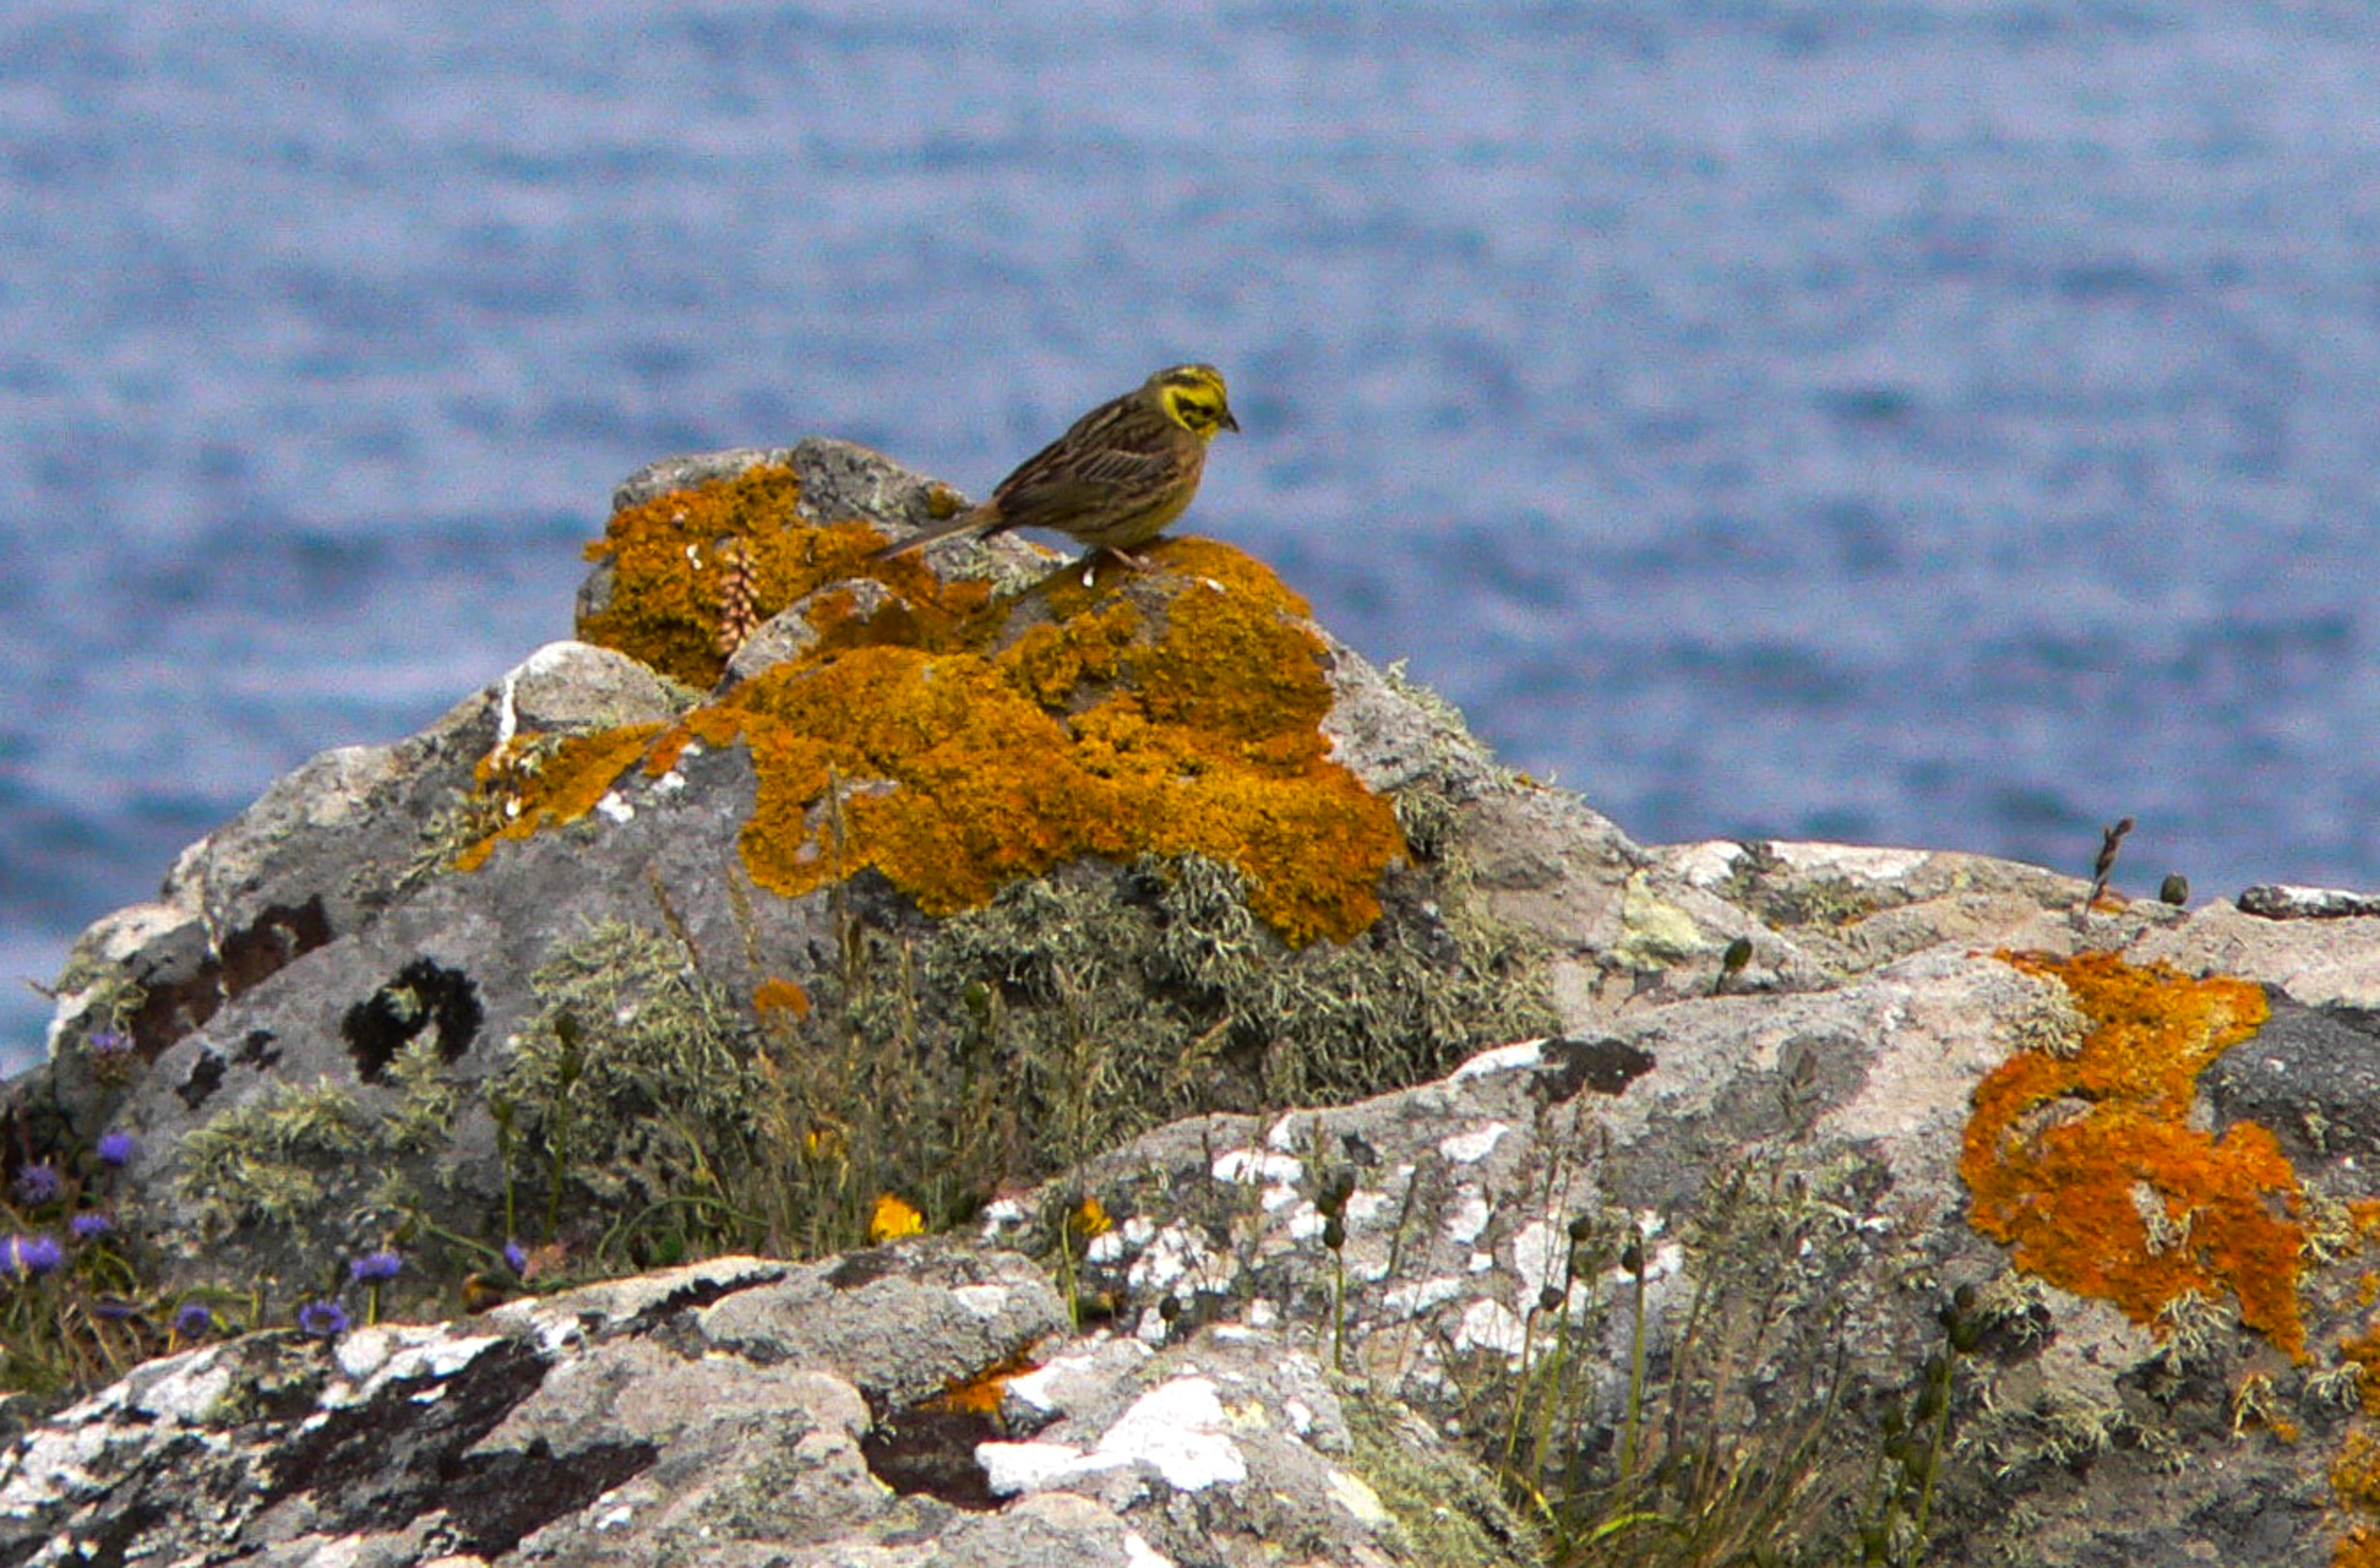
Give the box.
[753,978,812,1020]
[667,536,1400,946]
[1962,951,2303,1359]
[532,470,1403,944]
[454,724,665,872]
[2341,1527,2380,1568]
[2340,1433,2380,1511]
[577,463,996,688]
[2342,1324,2380,1413]
[927,1347,1038,1416]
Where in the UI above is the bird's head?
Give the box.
[1150,363,1240,440]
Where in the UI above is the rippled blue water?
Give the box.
[5,3,2378,1067]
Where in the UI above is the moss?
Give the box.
[532,462,1407,948]
[1961,951,2302,1359]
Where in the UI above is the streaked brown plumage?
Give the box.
[870,363,1238,564]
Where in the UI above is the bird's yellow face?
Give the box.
[1150,363,1240,441]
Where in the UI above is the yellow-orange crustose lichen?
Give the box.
[454,725,666,873]
[477,463,1403,947]
[1962,950,2302,1359]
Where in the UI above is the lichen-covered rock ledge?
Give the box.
[6,443,2380,1566]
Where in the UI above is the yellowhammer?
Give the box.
[871,363,1239,567]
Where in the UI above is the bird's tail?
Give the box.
[866,502,997,561]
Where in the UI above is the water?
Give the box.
[6,2,2378,1070]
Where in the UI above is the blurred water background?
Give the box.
[4,2,2378,1070]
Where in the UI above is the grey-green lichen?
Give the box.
[1340,1384,1541,1567]
[492,919,768,1218]
[175,1080,373,1233]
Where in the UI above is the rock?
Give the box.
[6,441,2380,1566]
[2238,882,2380,920]
[0,1242,1511,1566]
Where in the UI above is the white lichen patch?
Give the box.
[1381,1276,1467,1318]
[1767,840,1933,881]
[1211,1147,1303,1207]
[594,791,634,825]
[1451,1038,1548,1080]
[977,1196,1030,1236]
[1123,1531,1175,1568]
[1126,1220,1231,1300]
[1436,1123,1509,1163]
[981,1376,1250,1497]
[951,1284,1010,1320]
[1005,1340,1154,1416]
[1441,1189,1491,1246]
[1325,1465,1392,1527]
[1453,1297,1528,1357]
[1511,1218,1571,1299]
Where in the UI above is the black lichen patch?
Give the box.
[341,959,484,1083]
[128,897,334,1055]
[1541,1036,1656,1097]
[443,1438,661,1558]
[860,1401,1004,1512]
[825,1250,902,1291]
[621,1266,789,1338]
[2204,997,2380,1163]
[251,1337,647,1554]
[176,1048,226,1112]
[232,1030,282,1070]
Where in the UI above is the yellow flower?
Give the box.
[1070,1197,1115,1239]
[869,1193,925,1243]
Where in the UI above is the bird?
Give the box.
[869,363,1239,567]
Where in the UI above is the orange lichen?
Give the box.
[575,463,997,688]
[1962,951,2301,1359]
[2340,1433,2380,1510]
[531,469,1404,947]
[454,724,665,872]
[2340,1527,2380,1568]
[927,1347,1038,1416]
[2344,1326,2380,1414]
[753,978,812,1020]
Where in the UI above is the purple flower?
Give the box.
[12,1163,60,1205]
[95,1132,137,1170]
[173,1302,214,1339]
[86,1030,132,1062]
[2,1234,63,1277]
[69,1212,113,1241]
[501,1239,528,1276]
[349,1250,401,1283]
[295,1299,350,1339]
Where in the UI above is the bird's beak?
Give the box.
[1221,409,1241,432]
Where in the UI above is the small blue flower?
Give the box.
[295,1299,350,1339]
[86,1029,132,1062]
[173,1302,214,1339]
[12,1163,60,1205]
[96,1132,137,1169]
[2,1234,63,1277]
[349,1250,402,1283]
[502,1239,528,1276]
[69,1212,113,1241]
